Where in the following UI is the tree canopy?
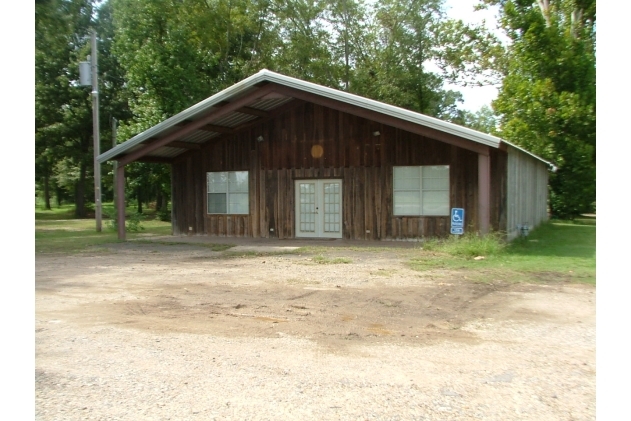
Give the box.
[483,0,596,218]
[35,0,596,221]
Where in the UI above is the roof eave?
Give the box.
[501,139,557,171]
[260,71,501,149]
[98,69,511,164]
[97,69,271,163]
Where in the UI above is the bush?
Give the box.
[156,208,171,222]
[421,231,506,257]
[106,212,145,232]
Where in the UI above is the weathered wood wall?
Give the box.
[506,145,549,240]
[172,102,507,239]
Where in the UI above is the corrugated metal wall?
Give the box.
[506,145,550,240]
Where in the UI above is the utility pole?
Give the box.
[91,29,102,232]
[112,117,117,216]
[79,29,102,231]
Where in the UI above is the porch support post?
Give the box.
[170,166,175,235]
[478,150,491,235]
[116,164,126,240]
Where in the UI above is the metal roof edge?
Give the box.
[260,70,502,148]
[97,69,271,163]
[502,139,557,172]
[100,69,538,164]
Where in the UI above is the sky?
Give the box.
[442,0,503,112]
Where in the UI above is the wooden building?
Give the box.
[98,70,554,242]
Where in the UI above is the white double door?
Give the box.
[295,179,343,238]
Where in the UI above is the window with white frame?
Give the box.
[393,166,450,216]
[207,171,249,214]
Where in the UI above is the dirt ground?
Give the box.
[35,240,595,420]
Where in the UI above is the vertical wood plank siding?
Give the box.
[506,145,549,240]
[172,102,508,239]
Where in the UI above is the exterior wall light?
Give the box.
[372,131,381,137]
[256,135,264,142]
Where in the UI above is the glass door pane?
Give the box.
[323,182,341,234]
[298,182,316,234]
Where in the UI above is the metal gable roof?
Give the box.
[97,69,553,169]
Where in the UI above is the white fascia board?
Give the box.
[502,139,557,171]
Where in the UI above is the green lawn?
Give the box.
[36,204,596,285]
[35,203,172,253]
[409,220,596,284]
[35,202,159,220]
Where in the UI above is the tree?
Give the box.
[343,0,500,122]
[112,0,269,214]
[458,105,499,134]
[36,0,130,217]
[36,0,96,217]
[482,0,596,218]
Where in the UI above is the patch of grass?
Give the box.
[571,218,596,226]
[36,202,168,222]
[409,221,596,284]
[35,218,172,254]
[421,231,507,257]
[35,204,78,220]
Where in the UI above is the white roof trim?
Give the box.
[98,70,274,163]
[98,69,551,169]
[503,140,557,171]
[257,70,502,148]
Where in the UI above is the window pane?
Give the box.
[229,171,249,192]
[423,190,449,203]
[209,182,227,193]
[394,203,421,215]
[208,193,227,213]
[394,166,420,179]
[422,191,449,215]
[392,165,450,216]
[422,201,450,216]
[396,190,422,204]
[207,172,228,193]
[228,193,249,214]
[394,177,420,190]
[422,165,449,178]
[422,178,449,190]
[208,172,228,184]
[394,191,421,215]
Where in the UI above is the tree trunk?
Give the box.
[75,161,87,218]
[137,190,142,214]
[56,186,62,207]
[156,191,163,212]
[161,191,168,212]
[43,174,51,210]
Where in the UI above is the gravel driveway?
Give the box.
[35,242,595,420]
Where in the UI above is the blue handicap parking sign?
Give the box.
[451,208,464,235]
